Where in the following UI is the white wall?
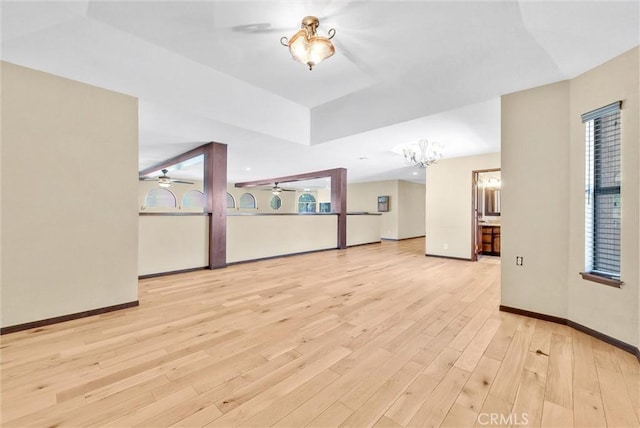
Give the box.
[425,153,501,259]
[1,62,139,327]
[501,47,639,348]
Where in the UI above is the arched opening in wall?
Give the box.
[298,193,317,213]
[270,195,282,211]
[239,193,256,209]
[181,190,205,210]
[145,188,177,208]
[226,192,236,209]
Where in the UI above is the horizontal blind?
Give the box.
[583,101,621,278]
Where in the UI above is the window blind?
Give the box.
[583,101,621,279]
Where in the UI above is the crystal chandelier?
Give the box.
[280,16,336,70]
[403,139,444,168]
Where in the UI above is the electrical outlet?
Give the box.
[516,256,524,266]
[443,243,449,250]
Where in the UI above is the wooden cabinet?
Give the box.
[481,226,501,256]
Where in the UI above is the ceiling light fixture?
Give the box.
[280,16,336,71]
[486,177,501,188]
[403,139,444,168]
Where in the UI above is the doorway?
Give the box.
[471,168,501,261]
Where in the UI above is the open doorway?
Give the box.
[471,169,501,261]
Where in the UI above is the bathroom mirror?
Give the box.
[484,188,501,216]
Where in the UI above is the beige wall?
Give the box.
[501,47,639,347]
[425,153,501,259]
[568,48,639,347]
[1,62,139,327]
[398,180,426,239]
[501,81,570,318]
[138,215,209,275]
[347,180,425,240]
[348,181,398,239]
[226,215,337,263]
[347,215,382,246]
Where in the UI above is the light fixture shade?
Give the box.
[288,30,335,70]
[158,180,171,188]
[281,16,336,70]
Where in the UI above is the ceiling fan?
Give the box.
[139,169,194,188]
[262,182,296,195]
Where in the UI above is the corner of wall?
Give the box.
[501,47,640,348]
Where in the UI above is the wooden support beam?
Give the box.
[234,168,344,188]
[331,168,347,249]
[204,143,227,269]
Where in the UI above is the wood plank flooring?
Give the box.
[1,238,638,427]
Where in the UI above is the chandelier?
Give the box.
[280,16,336,70]
[403,139,444,168]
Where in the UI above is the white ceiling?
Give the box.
[2,1,638,184]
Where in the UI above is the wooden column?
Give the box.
[331,168,347,249]
[204,143,227,269]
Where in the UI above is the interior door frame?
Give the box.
[471,168,501,261]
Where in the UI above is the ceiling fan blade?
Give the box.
[230,22,288,34]
[170,180,195,184]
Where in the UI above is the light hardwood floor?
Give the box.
[1,238,638,427]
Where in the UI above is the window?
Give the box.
[226,192,236,209]
[145,188,176,208]
[581,101,622,287]
[319,202,331,213]
[239,192,256,209]
[181,190,204,209]
[270,195,282,210]
[298,193,316,213]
